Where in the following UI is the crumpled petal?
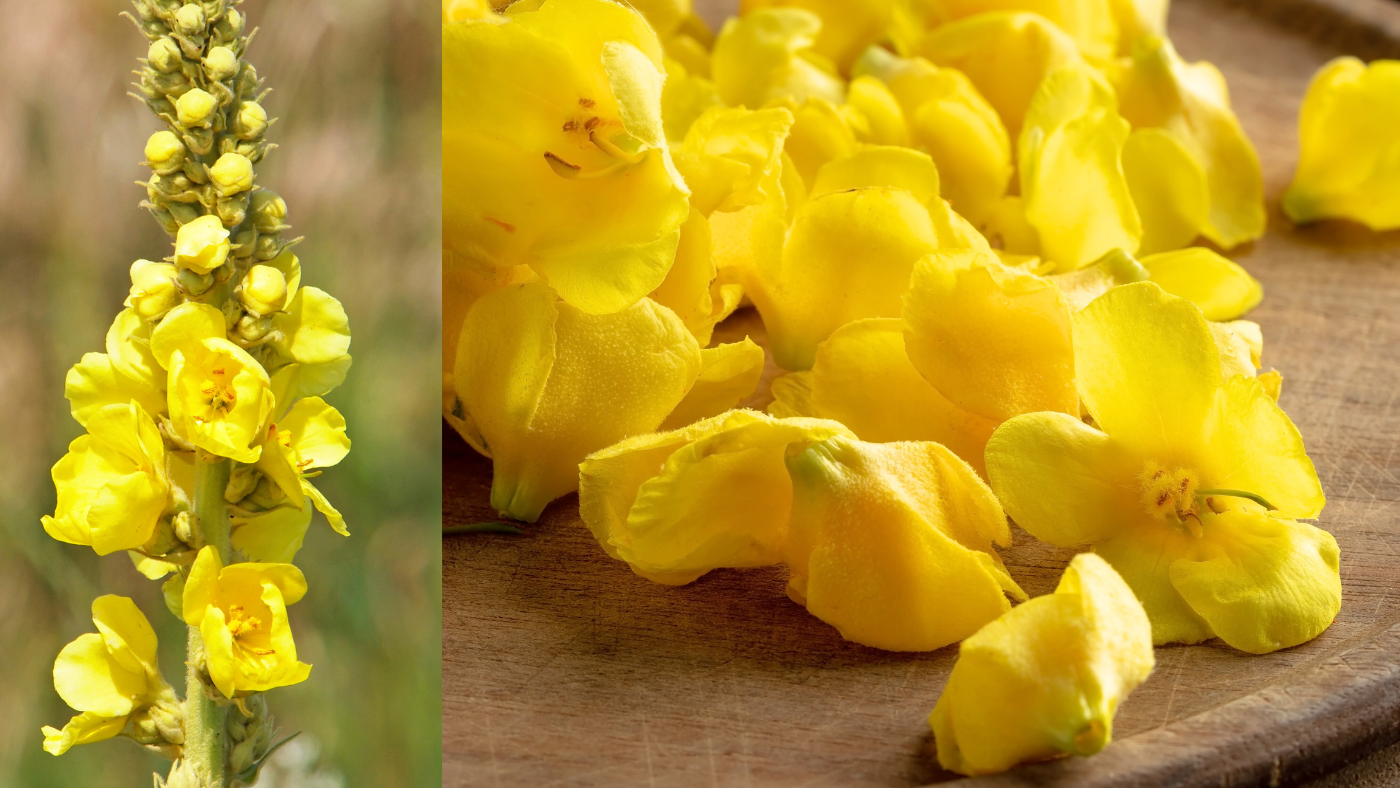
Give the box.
[905,250,1078,424]
[917,12,1083,139]
[930,553,1154,776]
[1073,281,1220,458]
[1094,523,1214,645]
[579,410,853,582]
[443,0,690,314]
[1020,62,1141,269]
[1282,57,1400,230]
[65,353,167,428]
[768,318,997,476]
[1139,247,1262,321]
[1111,36,1265,248]
[784,435,1023,651]
[647,213,743,346]
[771,96,860,188]
[1170,504,1340,654]
[659,338,766,430]
[42,712,126,756]
[456,282,701,521]
[1122,127,1209,255]
[674,105,794,216]
[712,8,845,110]
[846,75,911,146]
[986,411,1143,547]
[740,0,895,75]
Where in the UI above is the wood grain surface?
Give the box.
[443,1,1400,784]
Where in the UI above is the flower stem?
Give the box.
[181,451,232,787]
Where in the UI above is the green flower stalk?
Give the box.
[41,2,354,786]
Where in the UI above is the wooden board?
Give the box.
[443,1,1400,784]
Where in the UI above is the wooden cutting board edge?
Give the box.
[941,1,1400,785]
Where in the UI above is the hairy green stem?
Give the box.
[182,452,232,787]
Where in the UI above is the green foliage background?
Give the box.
[0,0,442,785]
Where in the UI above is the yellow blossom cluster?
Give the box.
[444,0,1357,774]
[42,1,352,783]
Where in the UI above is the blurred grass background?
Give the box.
[0,0,441,785]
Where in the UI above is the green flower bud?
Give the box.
[254,232,282,261]
[204,45,238,81]
[145,131,186,174]
[216,193,249,227]
[210,152,254,196]
[235,313,273,342]
[239,265,288,316]
[129,259,182,320]
[226,8,245,35]
[166,201,203,226]
[174,214,230,274]
[148,205,180,235]
[250,189,287,233]
[178,267,215,296]
[175,88,218,128]
[148,37,183,73]
[174,3,205,36]
[233,100,267,140]
[232,227,257,259]
[235,63,259,97]
[149,68,192,98]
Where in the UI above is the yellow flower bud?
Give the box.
[128,259,182,320]
[176,87,218,129]
[174,3,205,36]
[147,37,182,73]
[240,265,288,316]
[210,152,254,197]
[144,130,185,175]
[225,8,245,35]
[233,100,268,140]
[204,45,239,82]
[250,190,287,233]
[174,214,230,274]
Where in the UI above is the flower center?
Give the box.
[225,604,275,656]
[1140,461,1202,536]
[200,365,238,416]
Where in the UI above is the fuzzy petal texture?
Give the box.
[1282,57,1400,230]
[931,553,1154,776]
[659,339,766,430]
[769,318,998,476]
[42,712,127,756]
[711,8,845,110]
[457,283,701,522]
[784,435,1023,651]
[904,250,1078,423]
[65,352,167,428]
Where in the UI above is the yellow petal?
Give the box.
[90,595,160,678]
[457,283,701,521]
[711,8,845,110]
[149,301,225,370]
[1138,247,1262,322]
[931,553,1154,776]
[280,397,351,470]
[302,479,349,536]
[920,0,1117,61]
[917,12,1082,139]
[774,96,859,189]
[1170,506,1340,653]
[65,353,167,428]
[660,55,722,143]
[846,75,910,146]
[1122,127,1209,255]
[270,286,352,366]
[183,545,222,627]
[1044,246,1150,312]
[980,196,1040,255]
[785,436,1021,651]
[985,411,1143,547]
[1094,524,1214,645]
[53,633,144,718]
[809,145,940,206]
[775,318,997,476]
[200,607,239,699]
[1211,321,1256,382]
[1200,374,1325,520]
[1072,281,1220,459]
[105,309,163,388]
[904,250,1078,423]
[674,106,794,216]
[1282,57,1400,229]
[232,504,314,564]
[739,0,894,75]
[659,339,766,430]
[42,712,126,756]
[1020,63,1141,269]
[648,211,737,346]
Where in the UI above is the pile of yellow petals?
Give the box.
[445,0,1352,775]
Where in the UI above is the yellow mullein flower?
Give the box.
[919,0,1118,61]
[1282,57,1400,230]
[454,282,702,522]
[43,402,169,556]
[917,12,1083,138]
[985,282,1339,653]
[174,214,230,275]
[711,8,845,110]
[739,0,895,75]
[579,410,854,584]
[1019,62,1142,269]
[1111,36,1265,249]
[66,311,168,428]
[784,434,1025,651]
[854,47,1011,225]
[269,286,352,373]
[167,336,276,464]
[903,249,1079,423]
[183,546,312,698]
[43,595,180,757]
[443,0,690,314]
[771,96,860,188]
[767,318,996,476]
[930,553,1154,775]
[741,147,990,370]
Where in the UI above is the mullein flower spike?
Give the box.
[42,2,351,785]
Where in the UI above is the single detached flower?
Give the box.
[43,595,181,756]
[1282,57,1400,230]
[183,546,312,698]
[930,553,1154,775]
[986,282,1340,653]
[43,402,169,556]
